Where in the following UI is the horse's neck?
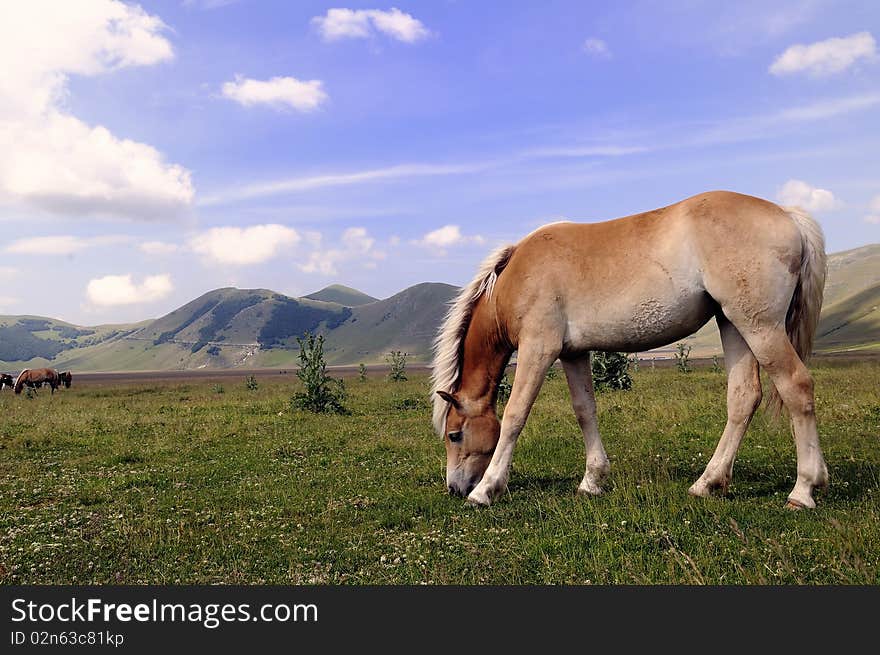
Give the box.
[458,299,511,405]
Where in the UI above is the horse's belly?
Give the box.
[562,290,715,354]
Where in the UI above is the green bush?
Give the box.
[386,351,408,382]
[358,363,367,382]
[245,375,259,391]
[497,373,512,404]
[291,332,347,414]
[591,352,632,391]
[674,343,692,374]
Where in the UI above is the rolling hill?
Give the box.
[1,244,877,372]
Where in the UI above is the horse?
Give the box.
[0,373,13,390]
[431,190,827,510]
[14,368,68,394]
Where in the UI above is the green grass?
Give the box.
[1,363,878,585]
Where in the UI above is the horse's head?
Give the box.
[436,391,500,497]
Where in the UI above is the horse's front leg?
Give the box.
[468,341,559,507]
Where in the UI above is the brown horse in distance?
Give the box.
[14,368,72,394]
[0,373,13,390]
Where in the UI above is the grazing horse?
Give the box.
[431,191,827,509]
[0,373,13,390]
[14,368,66,394]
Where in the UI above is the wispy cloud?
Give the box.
[770,32,876,76]
[582,38,611,59]
[5,235,131,256]
[199,161,496,206]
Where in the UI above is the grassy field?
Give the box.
[1,361,878,585]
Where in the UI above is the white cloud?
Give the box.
[312,8,430,43]
[777,179,839,212]
[770,32,876,76]
[221,75,328,112]
[190,224,300,265]
[199,161,491,206]
[297,227,385,276]
[0,1,193,220]
[0,295,19,308]
[140,240,180,256]
[583,38,611,59]
[4,234,130,255]
[414,225,485,253]
[86,273,173,306]
[865,194,880,224]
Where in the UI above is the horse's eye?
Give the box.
[447,430,463,443]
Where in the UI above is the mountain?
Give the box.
[304,284,378,306]
[0,245,877,372]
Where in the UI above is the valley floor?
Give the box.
[1,362,878,584]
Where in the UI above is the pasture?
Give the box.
[1,361,878,585]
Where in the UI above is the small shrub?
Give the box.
[291,332,347,414]
[591,352,633,391]
[24,387,35,400]
[497,373,512,404]
[212,384,224,394]
[674,343,692,374]
[386,351,408,382]
[545,364,559,380]
[711,354,723,374]
[358,363,367,382]
[206,345,221,356]
[245,375,259,391]
[629,354,640,372]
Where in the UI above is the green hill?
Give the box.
[304,284,378,306]
[0,244,876,372]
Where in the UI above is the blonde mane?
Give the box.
[430,244,516,435]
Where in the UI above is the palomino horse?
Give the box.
[14,368,71,394]
[432,191,827,509]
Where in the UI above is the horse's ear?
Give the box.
[436,390,462,410]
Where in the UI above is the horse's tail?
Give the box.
[13,369,27,395]
[767,206,827,416]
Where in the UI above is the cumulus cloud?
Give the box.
[583,38,611,59]
[312,8,430,43]
[298,227,385,276]
[4,234,130,255]
[770,32,876,76]
[0,1,193,220]
[414,225,485,253]
[777,179,839,212]
[86,273,173,306]
[190,224,300,265]
[221,75,328,112]
[140,240,180,256]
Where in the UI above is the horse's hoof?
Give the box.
[687,482,711,498]
[784,499,809,511]
[467,488,492,507]
[577,482,603,496]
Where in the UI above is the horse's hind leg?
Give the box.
[689,316,762,498]
[467,339,560,507]
[734,325,828,508]
[562,355,610,495]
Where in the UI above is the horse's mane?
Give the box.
[430,244,516,435]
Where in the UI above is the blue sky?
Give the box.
[0,0,878,324]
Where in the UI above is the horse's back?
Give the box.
[493,191,803,352]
